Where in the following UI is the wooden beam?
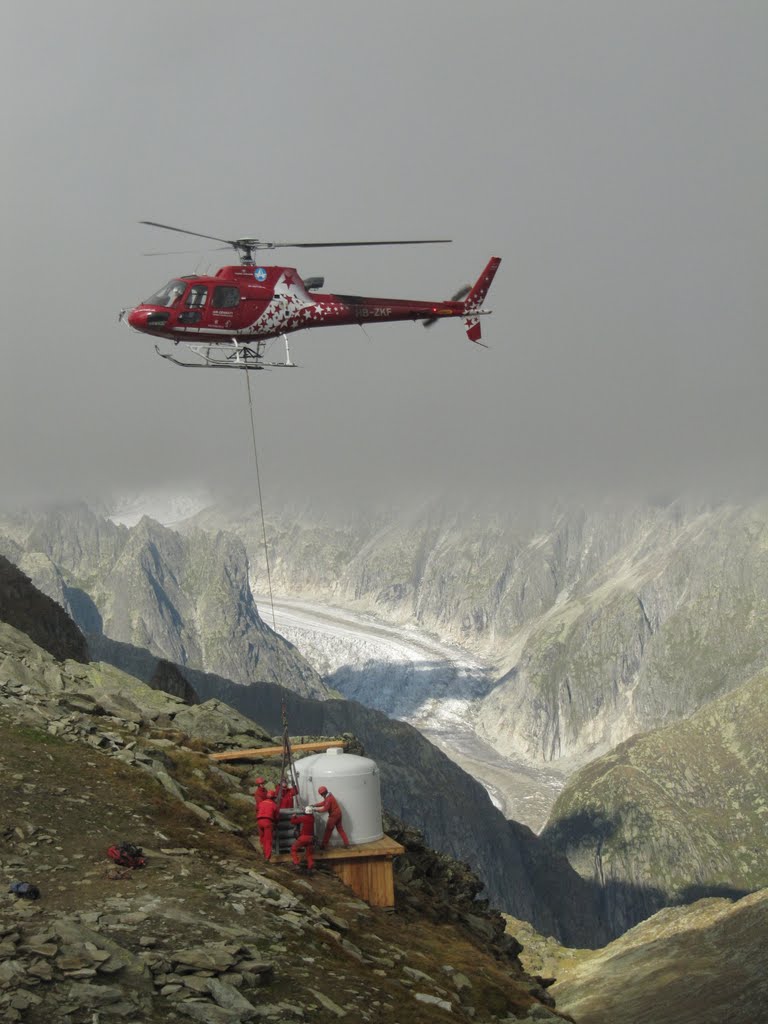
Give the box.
[210,740,345,762]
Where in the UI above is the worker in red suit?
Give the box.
[253,777,268,805]
[255,794,278,861]
[280,784,299,810]
[313,786,350,849]
[290,806,317,872]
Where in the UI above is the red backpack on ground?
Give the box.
[107,842,146,868]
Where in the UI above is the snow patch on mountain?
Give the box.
[257,595,494,729]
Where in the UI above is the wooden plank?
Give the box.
[312,836,404,861]
[271,836,403,865]
[328,857,395,908]
[380,860,395,908]
[210,740,345,762]
[323,847,399,908]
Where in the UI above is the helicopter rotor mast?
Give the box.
[139,221,452,265]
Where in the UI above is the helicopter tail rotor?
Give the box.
[422,285,471,328]
[462,257,501,344]
[422,257,501,343]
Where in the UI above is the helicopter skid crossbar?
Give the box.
[154,340,297,370]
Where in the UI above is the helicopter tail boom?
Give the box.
[463,256,501,343]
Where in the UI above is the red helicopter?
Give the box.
[122,221,501,369]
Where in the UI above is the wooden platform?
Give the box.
[272,836,405,909]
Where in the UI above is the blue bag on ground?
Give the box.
[9,881,41,899]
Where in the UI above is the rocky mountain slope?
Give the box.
[0,551,609,948]
[190,498,768,771]
[0,624,564,1022]
[536,666,768,938]
[506,891,768,1024]
[190,674,566,939]
[0,505,326,699]
[82,634,605,946]
[0,555,88,665]
[7,498,768,948]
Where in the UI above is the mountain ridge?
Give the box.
[187,498,768,771]
[2,504,326,699]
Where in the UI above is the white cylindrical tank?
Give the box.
[294,753,322,809]
[295,748,383,847]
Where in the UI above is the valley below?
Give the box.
[256,594,566,831]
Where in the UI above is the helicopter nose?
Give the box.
[127,308,170,330]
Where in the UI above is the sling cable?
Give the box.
[273,698,301,854]
[243,364,277,631]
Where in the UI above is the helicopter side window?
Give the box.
[212,285,240,309]
[145,280,186,308]
[185,285,208,308]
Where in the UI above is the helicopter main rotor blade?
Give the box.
[140,222,452,257]
[140,221,237,246]
[272,239,452,249]
[143,247,232,256]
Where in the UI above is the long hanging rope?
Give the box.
[244,367,277,631]
[278,698,299,794]
[274,698,300,853]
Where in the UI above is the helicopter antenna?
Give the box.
[140,221,452,265]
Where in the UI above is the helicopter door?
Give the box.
[177,284,208,326]
[209,284,242,331]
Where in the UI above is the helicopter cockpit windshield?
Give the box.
[145,280,186,307]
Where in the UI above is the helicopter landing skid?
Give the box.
[154,339,296,370]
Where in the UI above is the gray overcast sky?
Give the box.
[1,1,767,510]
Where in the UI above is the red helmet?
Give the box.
[318,786,328,795]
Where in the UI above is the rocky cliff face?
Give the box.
[476,502,768,767]
[537,665,768,938]
[87,632,201,706]
[0,555,88,664]
[2,505,327,699]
